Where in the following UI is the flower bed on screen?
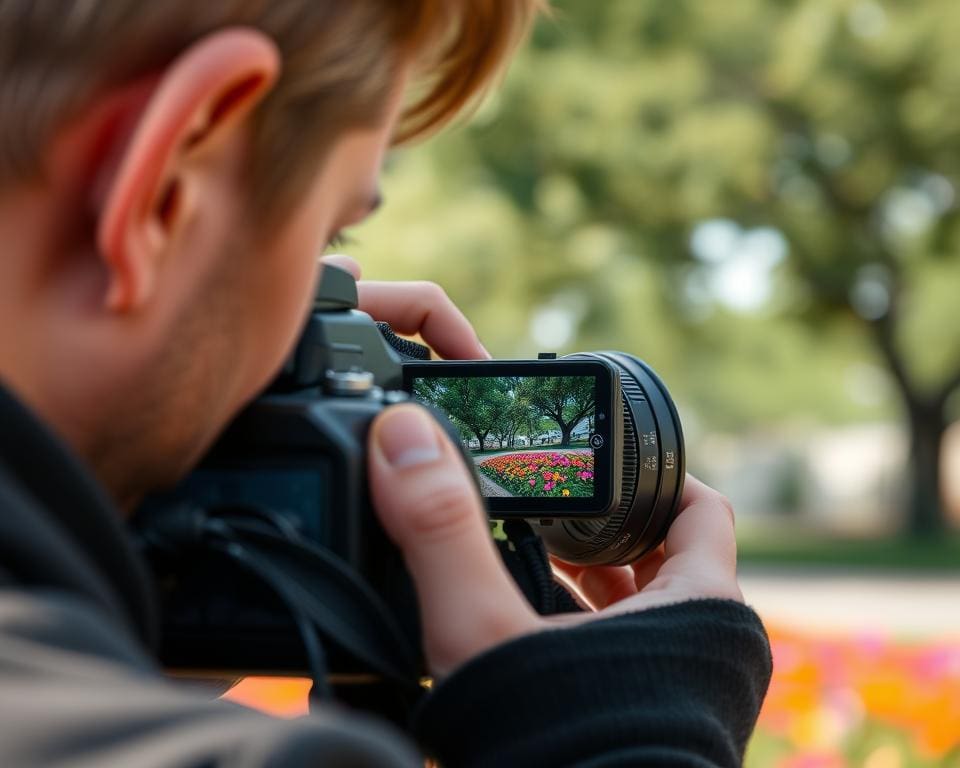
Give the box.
[478,451,594,498]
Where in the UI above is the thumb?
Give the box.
[368,404,540,677]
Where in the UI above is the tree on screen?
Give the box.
[519,376,595,447]
[415,378,503,452]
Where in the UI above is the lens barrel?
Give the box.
[537,352,685,566]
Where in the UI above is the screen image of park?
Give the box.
[412,375,596,499]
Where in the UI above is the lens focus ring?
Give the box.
[539,352,685,566]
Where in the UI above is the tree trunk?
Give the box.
[474,430,489,452]
[560,425,573,447]
[866,309,954,538]
[904,402,947,538]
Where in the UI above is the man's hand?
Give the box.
[321,254,488,359]
[343,254,745,677]
[548,475,744,615]
[369,404,744,678]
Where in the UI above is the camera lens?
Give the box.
[538,352,685,567]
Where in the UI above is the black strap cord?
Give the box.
[500,520,585,616]
[502,519,556,614]
[209,532,333,702]
[136,504,421,707]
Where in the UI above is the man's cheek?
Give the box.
[252,260,319,394]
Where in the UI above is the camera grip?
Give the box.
[376,322,431,361]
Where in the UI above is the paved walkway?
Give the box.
[471,448,592,461]
[478,474,513,497]
[739,567,960,636]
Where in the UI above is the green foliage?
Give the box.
[413,376,594,449]
[351,0,960,529]
[737,530,960,571]
[515,376,594,444]
[413,377,504,450]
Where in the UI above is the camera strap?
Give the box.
[136,504,422,704]
[499,520,584,616]
[136,505,580,720]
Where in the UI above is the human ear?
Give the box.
[96,27,280,312]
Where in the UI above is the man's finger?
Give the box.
[550,559,636,610]
[575,566,637,609]
[658,475,741,600]
[631,545,665,591]
[357,281,489,360]
[368,404,538,676]
[549,557,581,581]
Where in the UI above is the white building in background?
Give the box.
[571,421,591,441]
[535,430,562,445]
[694,423,918,535]
[696,421,960,533]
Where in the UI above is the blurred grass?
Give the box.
[737,533,960,571]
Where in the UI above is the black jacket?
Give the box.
[0,383,772,767]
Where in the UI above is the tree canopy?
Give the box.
[414,376,595,450]
[354,0,960,534]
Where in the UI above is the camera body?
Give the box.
[135,266,684,680]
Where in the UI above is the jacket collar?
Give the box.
[0,382,157,647]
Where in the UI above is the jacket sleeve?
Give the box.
[413,599,773,768]
[0,587,422,768]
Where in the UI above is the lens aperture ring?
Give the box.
[563,395,637,548]
[543,352,684,566]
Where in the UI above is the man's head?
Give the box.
[0,1,540,508]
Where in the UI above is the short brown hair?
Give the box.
[0,0,542,217]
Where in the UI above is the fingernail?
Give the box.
[376,406,442,469]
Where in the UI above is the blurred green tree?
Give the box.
[355,0,960,535]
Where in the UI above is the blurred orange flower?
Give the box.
[760,624,960,760]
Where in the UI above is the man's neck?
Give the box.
[0,370,145,515]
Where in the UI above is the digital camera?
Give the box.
[134,265,684,688]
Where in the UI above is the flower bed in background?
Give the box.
[223,619,960,766]
[750,625,960,767]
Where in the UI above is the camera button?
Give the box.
[589,434,605,449]
[324,369,375,396]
